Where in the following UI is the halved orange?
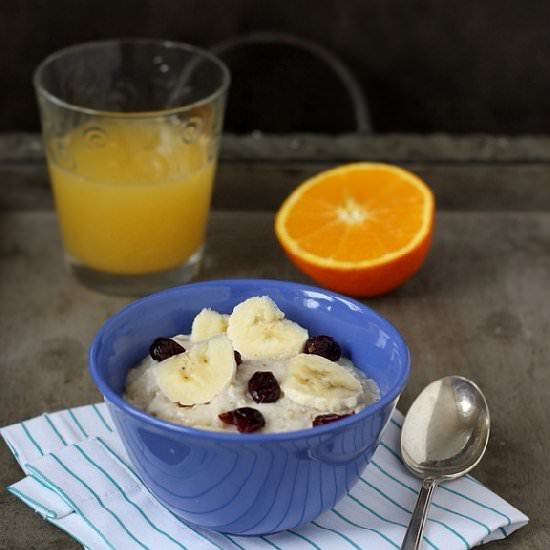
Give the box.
[274,163,435,297]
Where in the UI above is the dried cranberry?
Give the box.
[218,407,265,433]
[218,410,236,424]
[233,407,266,433]
[304,335,341,361]
[149,338,185,361]
[312,413,353,426]
[234,350,242,366]
[248,371,281,403]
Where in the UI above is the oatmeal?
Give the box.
[124,296,379,433]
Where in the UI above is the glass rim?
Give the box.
[33,38,231,119]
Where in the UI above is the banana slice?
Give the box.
[226,296,308,360]
[155,335,236,405]
[282,353,362,411]
[190,308,229,342]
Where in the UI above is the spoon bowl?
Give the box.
[400,376,490,549]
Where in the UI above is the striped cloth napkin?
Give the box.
[1,403,527,550]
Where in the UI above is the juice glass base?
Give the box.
[66,247,203,296]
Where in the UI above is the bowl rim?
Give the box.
[89,278,410,442]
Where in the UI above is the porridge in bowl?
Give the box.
[124,296,379,433]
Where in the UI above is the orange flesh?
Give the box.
[283,168,426,263]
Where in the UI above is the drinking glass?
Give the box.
[34,39,230,295]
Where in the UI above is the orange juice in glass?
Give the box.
[33,40,229,294]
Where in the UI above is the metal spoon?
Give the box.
[400,376,490,550]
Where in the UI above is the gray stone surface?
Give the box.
[3,134,550,213]
[1,133,549,548]
[6,132,550,163]
[1,208,550,548]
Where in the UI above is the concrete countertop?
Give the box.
[1,133,549,549]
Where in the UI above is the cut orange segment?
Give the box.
[274,163,435,297]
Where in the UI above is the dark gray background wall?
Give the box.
[2,0,549,134]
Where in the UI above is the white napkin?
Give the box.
[2,403,527,550]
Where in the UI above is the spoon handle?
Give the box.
[401,478,438,550]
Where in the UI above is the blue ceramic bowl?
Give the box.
[89,279,410,535]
